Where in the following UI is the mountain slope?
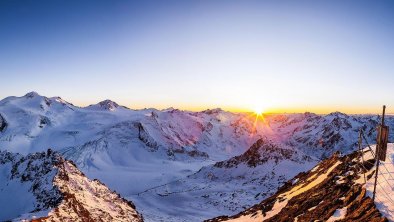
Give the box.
[207,145,393,222]
[0,149,142,222]
[134,138,316,221]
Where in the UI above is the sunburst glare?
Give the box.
[253,105,265,116]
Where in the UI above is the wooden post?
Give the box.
[372,105,386,201]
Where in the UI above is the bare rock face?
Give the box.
[0,150,143,222]
[207,151,387,222]
[0,113,7,132]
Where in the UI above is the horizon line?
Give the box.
[0,91,390,116]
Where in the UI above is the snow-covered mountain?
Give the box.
[208,144,394,222]
[0,149,142,221]
[0,92,392,221]
[0,92,261,195]
[265,112,386,159]
[0,92,259,159]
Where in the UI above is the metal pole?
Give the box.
[372,105,386,201]
[358,129,366,183]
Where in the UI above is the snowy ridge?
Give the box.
[207,146,391,222]
[0,150,142,221]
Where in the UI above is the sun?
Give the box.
[253,105,265,115]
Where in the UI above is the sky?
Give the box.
[1,0,394,114]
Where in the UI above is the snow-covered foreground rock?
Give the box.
[0,150,142,221]
[208,145,394,222]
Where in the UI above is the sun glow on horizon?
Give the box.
[252,105,266,116]
[248,105,271,137]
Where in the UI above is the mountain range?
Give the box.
[0,92,392,221]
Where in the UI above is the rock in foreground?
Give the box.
[0,150,143,222]
[207,147,388,222]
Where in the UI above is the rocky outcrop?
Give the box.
[0,150,143,222]
[2,150,63,212]
[214,138,311,168]
[135,122,159,152]
[43,159,143,222]
[39,115,51,128]
[0,113,7,132]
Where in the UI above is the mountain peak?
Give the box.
[24,91,41,98]
[327,111,348,118]
[87,99,121,111]
[98,99,119,110]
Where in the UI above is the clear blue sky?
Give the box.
[1,0,393,113]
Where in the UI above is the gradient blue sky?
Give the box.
[1,0,394,113]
